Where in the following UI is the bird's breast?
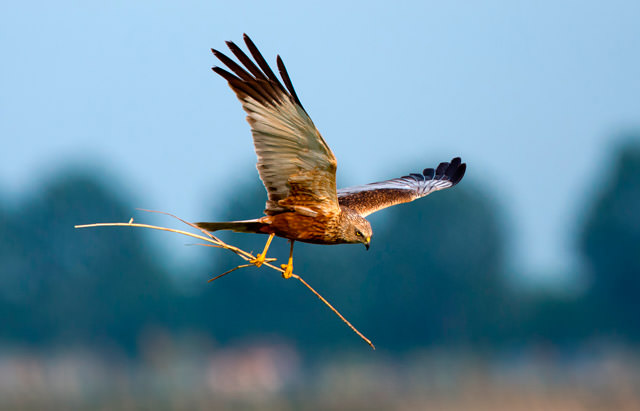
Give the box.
[266,211,342,244]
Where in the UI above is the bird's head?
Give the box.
[341,210,373,250]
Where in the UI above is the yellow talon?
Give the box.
[250,253,276,267]
[251,233,275,267]
[281,263,293,279]
[281,240,295,279]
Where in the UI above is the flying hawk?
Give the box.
[197,34,466,278]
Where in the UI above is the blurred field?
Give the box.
[2,341,640,410]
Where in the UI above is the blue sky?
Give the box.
[2,1,639,283]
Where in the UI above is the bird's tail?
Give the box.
[194,219,266,234]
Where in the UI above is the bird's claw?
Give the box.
[250,253,276,267]
[280,263,293,279]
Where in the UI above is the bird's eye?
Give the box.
[356,231,362,237]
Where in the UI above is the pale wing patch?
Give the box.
[211,35,339,216]
[244,95,338,213]
[337,158,466,217]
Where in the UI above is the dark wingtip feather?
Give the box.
[210,47,224,58]
[211,48,226,62]
[410,173,425,181]
[212,48,255,81]
[225,40,269,81]
[212,35,305,113]
[450,163,466,186]
[211,48,229,59]
[422,168,435,179]
[212,66,238,83]
[422,157,465,185]
[243,34,286,92]
[445,157,462,179]
[276,54,305,110]
[435,162,449,177]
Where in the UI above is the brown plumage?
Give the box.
[197,34,466,277]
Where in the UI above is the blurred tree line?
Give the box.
[0,140,639,355]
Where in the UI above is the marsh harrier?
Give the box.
[196,35,466,278]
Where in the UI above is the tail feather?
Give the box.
[194,219,266,234]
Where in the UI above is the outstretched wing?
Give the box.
[337,157,466,217]
[212,34,339,216]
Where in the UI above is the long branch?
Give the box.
[74,212,375,349]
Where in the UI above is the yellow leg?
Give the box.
[250,233,276,267]
[280,240,294,279]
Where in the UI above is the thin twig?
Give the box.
[190,243,225,249]
[208,264,251,282]
[291,273,375,349]
[75,210,375,349]
[75,222,216,245]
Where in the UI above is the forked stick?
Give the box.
[75,210,375,349]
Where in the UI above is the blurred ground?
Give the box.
[2,342,639,410]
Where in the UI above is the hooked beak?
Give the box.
[365,237,370,251]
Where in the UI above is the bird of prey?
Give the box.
[197,34,466,278]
